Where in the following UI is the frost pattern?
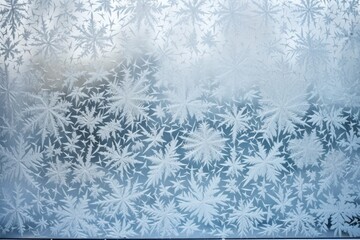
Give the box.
[0,0,360,238]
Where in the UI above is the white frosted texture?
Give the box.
[0,0,359,238]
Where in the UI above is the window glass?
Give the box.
[0,0,359,238]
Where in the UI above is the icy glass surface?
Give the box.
[0,0,359,238]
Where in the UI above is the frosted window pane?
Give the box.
[0,0,359,238]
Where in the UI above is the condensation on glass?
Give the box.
[0,0,359,238]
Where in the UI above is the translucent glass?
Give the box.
[0,0,359,238]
